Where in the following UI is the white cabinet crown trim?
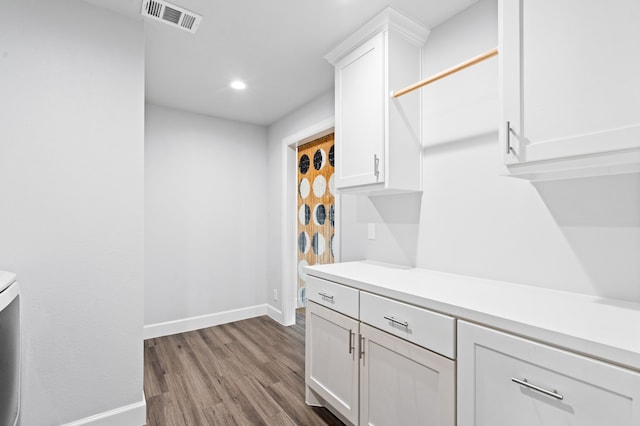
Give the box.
[324,7,430,65]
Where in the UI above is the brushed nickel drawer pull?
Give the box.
[318,292,334,301]
[512,377,564,400]
[374,154,380,179]
[359,335,365,360]
[348,329,355,354]
[506,121,515,154]
[383,315,409,328]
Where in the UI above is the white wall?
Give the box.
[0,0,145,424]
[348,0,640,302]
[145,104,268,333]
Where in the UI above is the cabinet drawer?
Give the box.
[457,321,640,426]
[360,291,456,359]
[306,276,359,319]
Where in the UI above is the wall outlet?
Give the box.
[273,288,278,301]
[368,223,376,240]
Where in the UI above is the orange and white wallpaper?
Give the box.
[297,134,335,307]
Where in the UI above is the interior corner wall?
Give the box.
[345,0,640,302]
[145,104,268,329]
[0,0,145,424]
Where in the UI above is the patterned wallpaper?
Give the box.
[297,134,335,307]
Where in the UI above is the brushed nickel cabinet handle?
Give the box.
[374,154,380,179]
[318,292,334,301]
[348,329,354,354]
[512,377,564,400]
[506,121,515,154]
[359,335,365,360]
[384,315,409,328]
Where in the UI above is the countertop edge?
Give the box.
[305,262,640,372]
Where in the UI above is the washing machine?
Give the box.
[0,271,20,426]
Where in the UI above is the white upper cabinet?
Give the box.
[335,34,385,189]
[326,8,429,194]
[499,0,640,181]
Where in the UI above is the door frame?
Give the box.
[281,117,337,326]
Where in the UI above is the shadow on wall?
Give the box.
[356,192,423,267]
[422,129,497,156]
[533,173,640,302]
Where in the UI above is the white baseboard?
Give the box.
[144,304,268,339]
[62,398,146,426]
[267,304,284,324]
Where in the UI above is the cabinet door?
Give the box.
[458,321,640,426]
[335,32,385,189]
[305,301,359,425]
[500,0,640,175]
[359,323,455,426]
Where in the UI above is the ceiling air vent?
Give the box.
[141,0,202,34]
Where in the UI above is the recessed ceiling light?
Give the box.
[229,80,247,90]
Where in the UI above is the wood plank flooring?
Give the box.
[144,311,343,425]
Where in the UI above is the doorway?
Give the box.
[280,117,336,326]
[296,134,335,308]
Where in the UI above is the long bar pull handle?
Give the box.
[374,154,380,179]
[348,330,354,354]
[506,121,514,154]
[359,335,365,360]
[384,316,409,328]
[318,292,334,301]
[512,377,564,401]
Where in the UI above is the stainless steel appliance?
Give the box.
[0,271,20,426]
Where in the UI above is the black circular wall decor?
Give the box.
[330,234,334,257]
[329,204,335,227]
[329,145,335,167]
[312,232,324,255]
[315,204,326,225]
[299,154,310,174]
[298,232,308,254]
[313,149,326,170]
[301,204,310,225]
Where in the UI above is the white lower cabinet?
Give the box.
[457,321,640,426]
[305,300,359,425]
[360,323,455,426]
[306,286,457,426]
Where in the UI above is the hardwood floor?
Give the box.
[144,311,343,425]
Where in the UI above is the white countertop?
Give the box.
[0,271,16,294]
[306,261,640,372]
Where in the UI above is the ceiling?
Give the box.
[83,0,477,126]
